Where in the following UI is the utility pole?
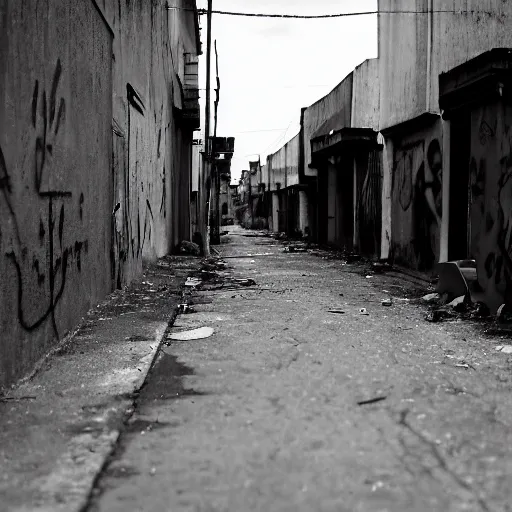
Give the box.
[203,0,213,256]
[213,40,221,245]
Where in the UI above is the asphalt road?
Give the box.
[88,226,512,512]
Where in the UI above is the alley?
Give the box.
[89,227,512,512]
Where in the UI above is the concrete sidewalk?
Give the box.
[0,256,200,512]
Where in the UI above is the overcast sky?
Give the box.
[196,0,378,182]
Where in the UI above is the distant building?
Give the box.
[260,0,512,312]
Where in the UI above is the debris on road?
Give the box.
[357,396,387,406]
[346,253,362,263]
[178,240,201,256]
[201,259,228,271]
[471,302,490,318]
[234,278,256,287]
[359,308,369,315]
[381,299,393,307]
[283,245,308,253]
[371,261,392,273]
[0,396,37,403]
[167,327,214,341]
[447,295,467,311]
[496,304,512,323]
[422,293,440,303]
[178,304,195,314]
[185,277,202,287]
[425,309,454,322]
[495,345,512,354]
[328,309,346,314]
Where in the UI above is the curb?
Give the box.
[1,257,200,512]
[22,321,172,512]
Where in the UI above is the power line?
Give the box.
[166,6,497,19]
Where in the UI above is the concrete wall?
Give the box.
[379,0,512,129]
[0,0,113,388]
[0,0,199,390]
[352,59,380,129]
[430,0,512,110]
[469,100,512,312]
[303,74,353,176]
[269,146,286,192]
[390,119,443,270]
[378,0,428,130]
[261,164,269,192]
[268,134,300,190]
[285,135,300,188]
[102,0,198,286]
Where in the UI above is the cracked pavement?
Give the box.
[88,226,512,512]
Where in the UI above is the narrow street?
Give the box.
[89,226,512,512]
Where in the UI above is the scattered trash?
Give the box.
[357,396,387,406]
[178,240,201,256]
[328,309,346,315]
[455,360,476,370]
[422,293,440,303]
[365,275,373,279]
[167,327,214,341]
[447,295,467,312]
[234,278,256,287]
[346,253,362,263]
[371,481,385,492]
[496,345,512,354]
[177,304,195,314]
[284,245,308,253]
[371,261,392,273]
[381,299,393,307]
[185,277,201,287]
[0,395,37,403]
[471,302,490,318]
[359,308,369,315]
[496,303,512,323]
[425,309,453,322]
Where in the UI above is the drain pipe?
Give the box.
[426,0,433,112]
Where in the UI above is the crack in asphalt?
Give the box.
[398,409,491,512]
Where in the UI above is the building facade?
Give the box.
[0,0,201,389]
[259,0,512,312]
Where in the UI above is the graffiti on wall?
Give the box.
[392,138,442,270]
[111,86,163,288]
[470,109,512,310]
[0,60,88,337]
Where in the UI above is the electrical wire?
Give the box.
[166,6,497,19]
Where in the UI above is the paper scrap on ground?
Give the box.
[167,327,214,341]
[496,345,512,354]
